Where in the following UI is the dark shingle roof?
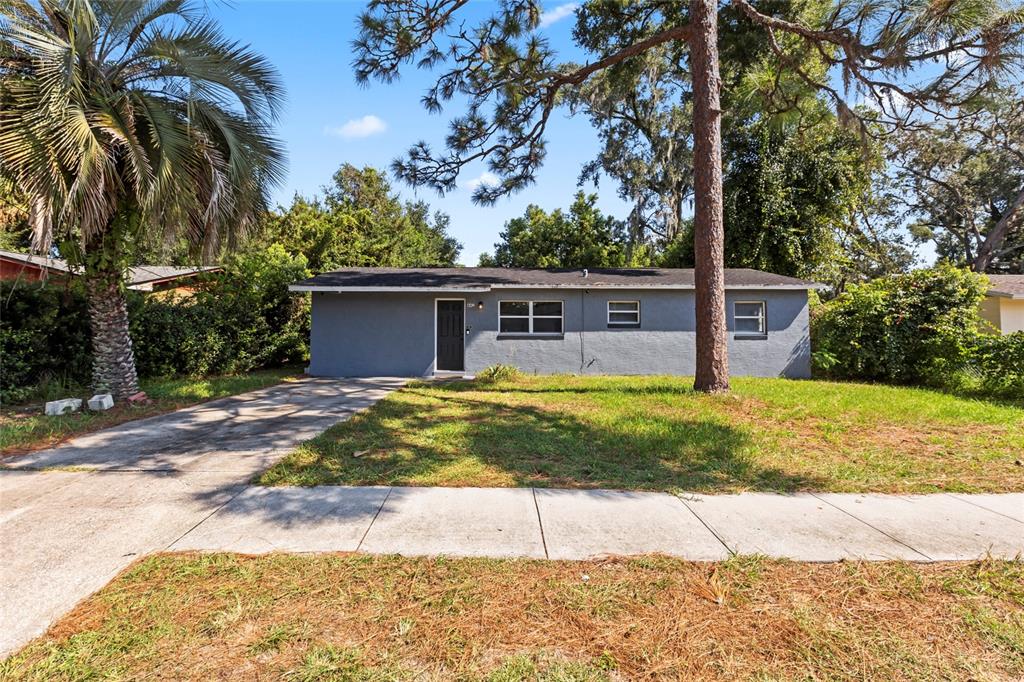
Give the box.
[291,267,821,290]
[987,275,1024,299]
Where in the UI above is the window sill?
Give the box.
[496,333,565,340]
[607,323,641,329]
[734,333,768,340]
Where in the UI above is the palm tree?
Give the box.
[0,0,286,399]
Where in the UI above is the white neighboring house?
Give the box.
[980,275,1024,334]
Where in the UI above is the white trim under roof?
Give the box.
[290,285,492,293]
[290,283,820,293]
[986,290,1024,300]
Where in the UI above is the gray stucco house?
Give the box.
[290,267,820,379]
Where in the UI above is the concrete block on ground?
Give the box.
[536,489,729,560]
[359,487,546,558]
[87,394,114,411]
[44,398,82,416]
[171,486,391,553]
[817,493,1024,560]
[680,492,926,561]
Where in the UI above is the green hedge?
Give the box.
[812,264,1023,399]
[0,284,93,403]
[1,244,310,403]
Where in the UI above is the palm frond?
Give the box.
[0,0,285,261]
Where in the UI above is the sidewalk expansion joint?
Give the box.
[809,492,933,561]
[163,484,249,551]
[674,493,734,557]
[946,493,1024,525]
[531,488,549,559]
[357,486,394,552]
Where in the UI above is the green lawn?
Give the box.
[0,367,301,456]
[3,553,1021,680]
[258,375,1024,493]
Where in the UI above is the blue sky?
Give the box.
[209,1,631,265]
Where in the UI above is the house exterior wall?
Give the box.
[0,259,47,281]
[980,296,1024,334]
[307,287,812,378]
[997,298,1024,333]
[980,296,1002,332]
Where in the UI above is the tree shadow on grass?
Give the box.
[263,384,826,492]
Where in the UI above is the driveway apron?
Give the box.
[0,377,405,658]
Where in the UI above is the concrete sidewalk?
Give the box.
[172,486,1024,562]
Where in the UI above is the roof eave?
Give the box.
[290,283,822,292]
[289,285,493,293]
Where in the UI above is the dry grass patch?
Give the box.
[3,553,1022,680]
[258,375,1024,493]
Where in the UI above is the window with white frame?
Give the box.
[607,300,640,327]
[734,301,766,335]
[499,300,563,334]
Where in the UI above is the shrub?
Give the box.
[1,244,311,403]
[131,244,311,377]
[969,332,1024,399]
[476,364,523,383]
[812,264,987,387]
[0,282,92,402]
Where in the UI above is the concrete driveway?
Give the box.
[0,377,405,658]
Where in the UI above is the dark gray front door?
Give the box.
[436,300,464,371]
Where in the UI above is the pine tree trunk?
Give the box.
[689,0,730,392]
[84,269,141,400]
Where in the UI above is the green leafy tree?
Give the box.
[661,118,907,283]
[893,90,1024,273]
[479,192,640,268]
[261,165,461,271]
[352,0,1021,392]
[0,0,285,399]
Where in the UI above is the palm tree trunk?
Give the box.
[690,0,730,393]
[84,268,141,400]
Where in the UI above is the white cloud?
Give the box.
[324,115,387,139]
[465,171,500,191]
[538,2,578,29]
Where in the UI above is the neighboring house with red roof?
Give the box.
[981,275,1024,334]
[0,249,221,293]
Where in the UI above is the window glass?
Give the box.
[735,317,763,333]
[608,300,640,325]
[499,317,530,333]
[498,300,563,334]
[500,301,529,316]
[533,317,562,334]
[734,301,766,334]
[735,302,763,318]
[532,301,562,317]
